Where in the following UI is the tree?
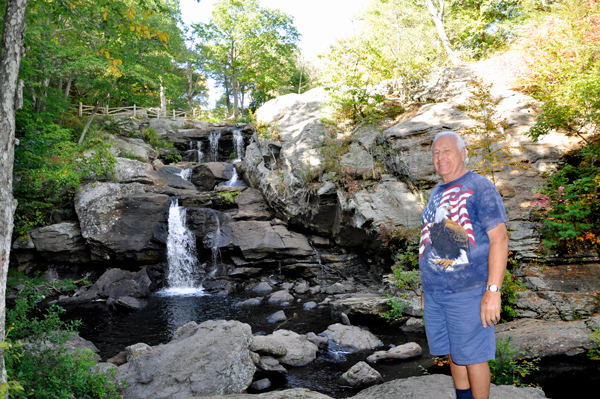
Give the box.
[422,0,462,64]
[0,0,28,391]
[193,0,299,118]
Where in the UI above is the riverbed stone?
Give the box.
[268,310,287,323]
[294,280,310,294]
[495,318,596,357]
[352,374,548,399]
[268,290,294,303]
[366,342,422,363]
[88,268,154,300]
[115,320,255,399]
[320,324,383,353]
[256,356,287,373]
[251,379,272,391]
[237,297,263,307]
[116,296,147,310]
[338,361,383,388]
[303,301,317,310]
[253,282,273,294]
[399,317,425,333]
[251,329,318,367]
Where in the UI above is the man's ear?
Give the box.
[461,147,466,161]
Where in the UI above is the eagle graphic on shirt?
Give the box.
[420,184,475,271]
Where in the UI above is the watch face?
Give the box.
[488,285,499,292]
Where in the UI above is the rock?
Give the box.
[366,342,422,363]
[253,282,273,294]
[29,222,89,263]
[251,330,318,367]
[399,317,425,333]
[126,343,152,362]
[74,182,169,263]
[151,166,198,190]
[114,157,155,184]
[237,297,263,307]
[309,286,322,295]
[352,374,547,399]
[303,301,317,310]
[305,332,328,349]
[294,280,310,294]
[340,312,351,326]
[495,318,596,357]
[320,324,383,353]
[186,388,333,399]
[63,333,101,362]
[85,268,154,301]
[115,320,255,399]
[256,356,287,373]
[325,283,346,294]
[269,290,294,303]
[116,296,147,310]
[251,379,272,391]
[338,361,383,388]
[192,162,231,190]
[109,135,158,161]
[107,351,128,366]
[268,310,287,323]
[340,143,375,172]
[234,188,273,220]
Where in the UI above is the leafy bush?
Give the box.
[141,127,173,150]
[489,337,540,387]
[588,329,600,360]
[501,270,526,322]
[5,287,121,399]
[381,295,409,322]
[390,267,420,291]
[13,117,116,237]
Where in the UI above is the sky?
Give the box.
[179,0,370,57]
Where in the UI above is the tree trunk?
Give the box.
[223,76,232,117]
[298,61,304,94]
[160,77,167,118]
[78,79,118,145]
[0,0,28,388]
[232,73,239,119]
[424,0,461,65]
[64,71,73,99]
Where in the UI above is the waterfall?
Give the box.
[232,129,244,161]
[208,209,221,275]
[179,167,192,181]
[162,198,205,295]
[196,141,204,163]
[224,167,240,187]
[309,240,325,282]
[209,130,221,162]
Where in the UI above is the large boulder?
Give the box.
[234,188,274,221]
[192,162,231,190]
[115,320,255,399]
[338,361,384,388]
[74,182,169,263]
[352,374,547,399]
[109,136,158,161]
[250,329,318,367]
[29,222,89,263]
[319,324,383,353]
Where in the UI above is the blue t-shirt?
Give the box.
[419,171,506,294]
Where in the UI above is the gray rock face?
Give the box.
[495,318,596,357]
[353,374,547,399]
[89,268,154,300]
[338,361,383,388]
[320,324,383,353]
[114,157,155,184]
[115,320,255,399]
[74,182,169,263]
[251,329,318,367]
[109,136,158,161]
[192,162,231,190]
[366,342,422,363]
[29,222,89,263]
[116,296,147,310]
[186,388,334,399]
[256,356,287,373]
[234,188,273,220]
[126,343,152,362]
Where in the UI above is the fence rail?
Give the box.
[74,103,196,119]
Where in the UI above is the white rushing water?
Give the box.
[196,141,204,163]
[179,167,193,182]
[209,130,221,162]
[162,198,205,296]
[232,128,244,161]
[224,167,239,187]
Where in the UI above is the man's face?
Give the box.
[432,135,467,183]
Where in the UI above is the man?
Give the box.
[419,131,508,399]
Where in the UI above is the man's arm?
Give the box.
[481,222,509,328]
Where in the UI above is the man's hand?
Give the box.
[480,290,501,328]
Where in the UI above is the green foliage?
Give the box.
[13,115,117,236]
[162,151,183,164]
[460,77,528,185]
[217,190,241,204]
[391,267,421,291]
[381,295,409,322]
[395,250,420,271]
[141,127,173,151]
[4,288,121,398]
[117,150,146,162]
[376,218,420,250]
[588,329,600,360]
[489,337,540,387]
[318,133,351,176]
[501,270,526,322]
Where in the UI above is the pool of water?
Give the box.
[61,291,599,398]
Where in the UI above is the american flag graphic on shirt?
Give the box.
[419,184,475,259]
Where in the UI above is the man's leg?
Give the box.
[466,361,490,399]
[449,354,473,398]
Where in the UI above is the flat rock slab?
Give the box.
[184,388,333,399]
[353,374,547,399]
[495,318,596,357]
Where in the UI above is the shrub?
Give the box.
[141,127,173,150]
[489,337,540,387]
[380,295,409,322]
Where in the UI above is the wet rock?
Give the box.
[366,342,422,363]
[115,320,255,399]
[399,317,425,333]
[253,282,273,294]
[256,356,287,373]
[495,318,596,357]
[353,374,548,399]
[116,296,147,310]
[303,301,317,310]
[74,182,169,263]
[237,297,263,307]
[293,280,310,294]
[268,310,287,323]
[107,351,128,366]
[29,221,89,263]
[251,378,272,391]
[234,188,274,221]
[81,268,154,301]
[338,361,383,388]
[305,332,328,349]
[251,330,318,367]
[325,283,346,295]
[309,286,322,295]
[320,324,383,353]
[186,388,333,399]
[269,290,294,303]
[192,162,230,190]
[126,343,152,362]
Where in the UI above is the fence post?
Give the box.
[193,109,196,118]
[79,102,82,117]
[173,109,175,118]
[106,104,109,115]
[133,104,136,118]
[157,108,160,119]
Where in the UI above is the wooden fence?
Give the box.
[74,103,197,119]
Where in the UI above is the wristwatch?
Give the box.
[486,284,501,293]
